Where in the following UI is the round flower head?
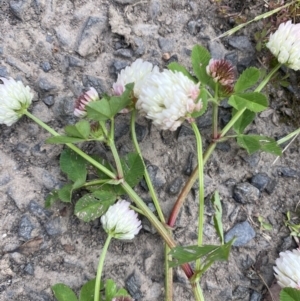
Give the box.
[113,59,159,98]
[136,70,201,131]
[0,77,33,126]
[206,58,235,94]
[101,200,142,240]
[266,20,300,71]
[74,87,99,117]
[274,248,300,289]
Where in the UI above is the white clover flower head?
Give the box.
[136,69,201,131]
[274,248,300,289]
[112,59,159,98]
[101,200,142,240]
[0,77,33,126]
[74,87,99,117]
[266,20,300,71]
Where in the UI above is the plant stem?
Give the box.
[94,234,112,301]
[130,110,173,300]
[191,122,205,273]
[24,111,116,179]
[277,127,300,145]
[212,85,219,139]
[192,282,205,301]
[167,142,216,227]
[167,63,282,227]
[108,118,124,179]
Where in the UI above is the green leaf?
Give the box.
[228,92,268,112]
[52,283,78,301]
[45,190,59,208]
[191,45,211,85]
[280,287,300,301]
[86,84,133,121]
[115,288,130,297]
[79,279,95,301]
[86,98,111,121]
[109,83,134,116]
[121,153,144,188]
[60,149,87,183]
[234,67,260,93]
[105,279,117,301]
[46,136,87,144]
[58,183,73,203]
[169,239,234,272]
[232,108,256,134]
[211,191,224,244]
[168,62,197,83]
[237,135,282,155]
[65,120,91,139]
[74,191,116,222]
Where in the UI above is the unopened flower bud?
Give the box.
[274,248,300,289]
[101,200,142,240]
[266,21,300,71]
[74,87,99,117]
[0,77,33,126]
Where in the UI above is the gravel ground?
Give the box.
[1,1,300,300]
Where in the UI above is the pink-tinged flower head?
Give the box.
[206,59,236,94]
[113,59,159,98]
[266,21,300,71]
[74,87,99,117]
[101,200,142,240]
[0,77,33,126]
[274,248,300,289]
[136,70,201,131]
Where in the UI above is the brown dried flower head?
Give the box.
[206,59,236,94]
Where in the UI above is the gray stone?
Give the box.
[135,123,148,142]
[111,60,129,76]
[68,55,84,67]
[225,51,238,65]
[44,217,64,236]
[31,102,53,123]
[43,95,55,106]
[82,75,107,94]
[225,221,256,246]
[114,0,139,3]
[216,142,230,152]
[277,166,299,178]
[250,291,262,301]
[241,152,260,167]
[29,200,52,219]
[280,236,294,252]
[114,48,133,58]
[38,77,56,92]
[208,41,226,59]
[169,177,183,195]
[126,272,142,300]
[140,165,165,190]
[149,0,160,20]
[158,38,174,52]
[18,215,34,240]
[233,285,250,300]
[0,66,8,77]
[0,174,10,186]
[132,37,145,56]
[9,0,30,20]
[251,173,272,192]
[40,61,51,72]
[187,20,201,36]
[228,36,255,52]
[76,16,107,57]
[233,182,260,204]
[24,263,34,275]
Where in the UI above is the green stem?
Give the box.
[277,127,300,145]
[94,234,112,301]
[108,118,124,178]
[130,110,165,222]
[192,282,205,301]
[130,111,173,301]
[24,111,116,179]
[191,122,205,272]
[82,179,111,188]
[212,85,219,139]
